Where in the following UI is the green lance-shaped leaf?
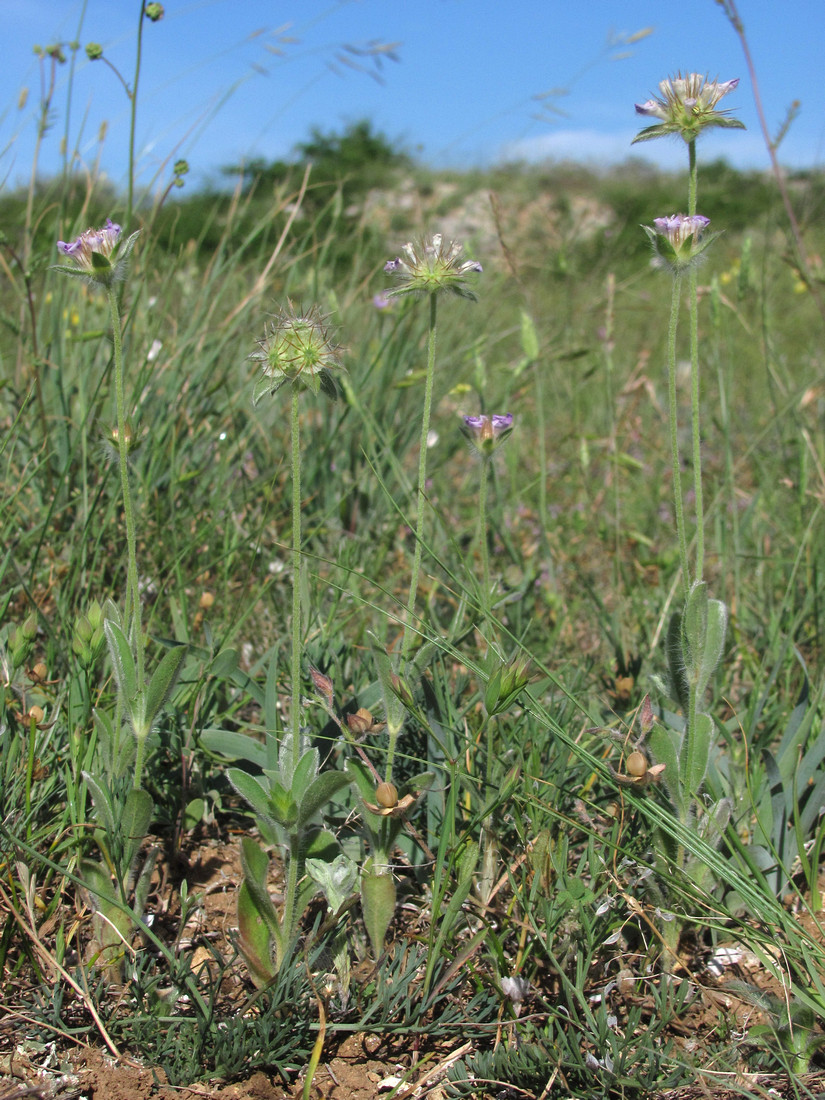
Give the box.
[104,619,138,707]
[665,611,690,714]
[239,836,282,941]
[289,746,320,803]
[680,709,714,799]
[228,768,278,832]
[644,722,684,819]
[121,786,153,873]
[238,880,278,987]
[682,583,727,699]
[132,844,158,919]
[268,780,299,829]
[296,770,352,828]
[361,861,396,959]
[143,643,186,730]
[82,771,118,838]
[199,727,267,768]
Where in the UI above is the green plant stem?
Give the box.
[107,287,144,687]
[401,291,438,665]
[279,835,301,969]
[127,2,147,226]
[687,139,704,583]
[290,387,303,776]
[667,274,690,599]
[689,269,704,584]
[478,457,491,625]
[108,285,146,788]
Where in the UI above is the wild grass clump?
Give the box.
[4,7,825,1098]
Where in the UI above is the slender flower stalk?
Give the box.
[460,412,515,906]
[461,413,515,624]
[55,219,144,781]
[644,212,718,594]
[635,72,742,587]
[630,83,733,948]
[290,387,302,756]
[250,305,344,776]
[687,139,704,581]
[665,275,691,599]
[401,291,438,670]
[383,233,482,678]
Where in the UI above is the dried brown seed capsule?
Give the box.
[374,782,398,809]
[626,751,648,778]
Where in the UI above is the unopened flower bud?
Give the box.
[309,666,334,708]
[85,42,103,60]
[144,3,165,21]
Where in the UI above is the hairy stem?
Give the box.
[667,274,690,599]
[401,292,438,665]
[290,387,303,776]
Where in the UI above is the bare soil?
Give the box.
[3,834,825,1100]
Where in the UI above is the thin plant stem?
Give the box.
[279,836,301,969]
[127,1,147,226]
[687,139,704,583]
[689,268,704,585]
[290,387,303,776]
[107,284,145,787]
[400,291,438,665]
[478,457,491,625]
[667,274,690,600]
[603,272,620,592]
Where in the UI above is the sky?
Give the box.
[3,0,824,195]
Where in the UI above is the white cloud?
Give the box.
[497,127,816,172]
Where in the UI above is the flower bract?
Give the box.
[250,304,344,404]
[384,232,482,300]
[633,72,745,144]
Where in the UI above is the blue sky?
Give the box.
[3,0,824,194]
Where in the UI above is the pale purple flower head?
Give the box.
[55,218,139,286]
[653,213,710,245]
[633,73,744,145]
[384,232,483,300]
[643,213,717,274]
[461,413,514,457]
[57,218,121,263]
